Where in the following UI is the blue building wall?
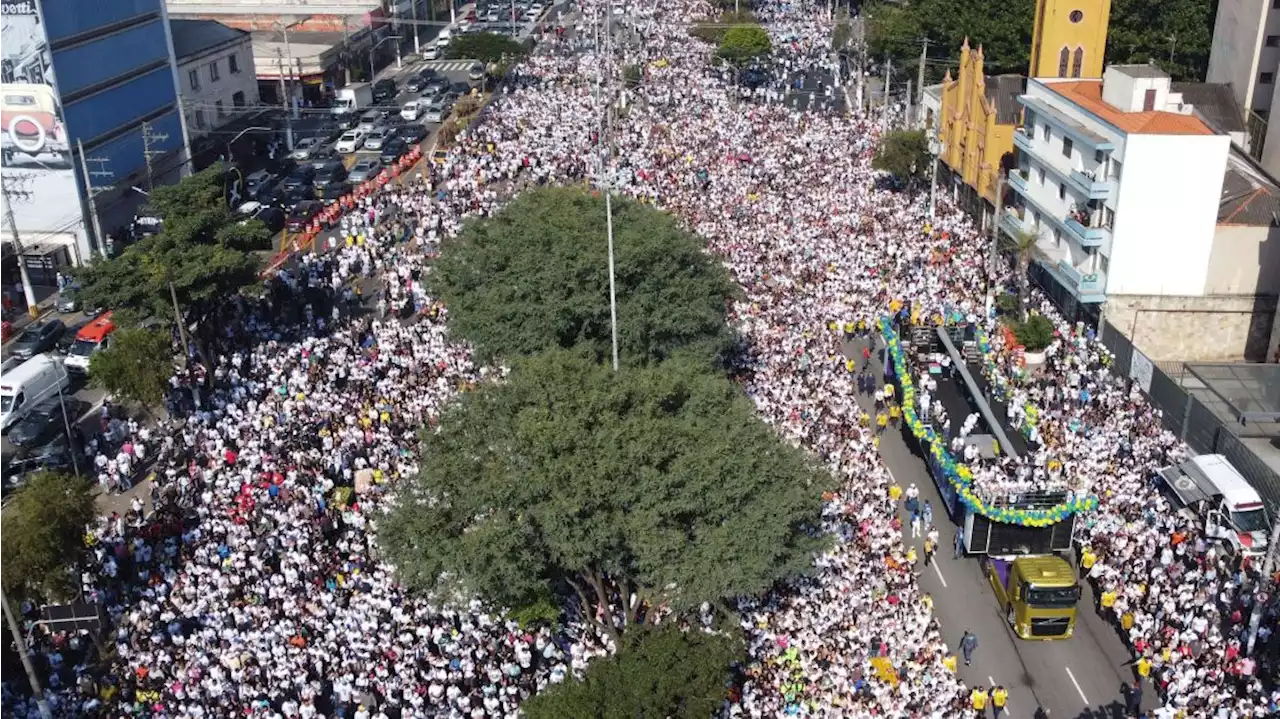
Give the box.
[40,0,184,192]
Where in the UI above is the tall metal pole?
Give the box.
[987,171,1005,310]
[1,185,38,317]
[917,38,928,114]
[275,49,295,151]
[282,24,298,121]
[412,0,421,55]
[76,139,105,259]
[57,383,81,477]
[169,279,191,366]
[604,2,619,372]
[929,153,939,219]
[1,588,53,719]
[1246,523,1280,656]
[881,55,891,133]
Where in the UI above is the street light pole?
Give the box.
[1,588,53,719]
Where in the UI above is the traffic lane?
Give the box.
[851,335,1142,718]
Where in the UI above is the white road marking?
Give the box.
[1064,666,1089,704]
[931,557,948,588]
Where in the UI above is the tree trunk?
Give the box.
[585,567,621,646]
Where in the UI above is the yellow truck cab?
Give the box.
[984,555,1080,640]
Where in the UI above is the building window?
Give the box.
[188,69,200,91]
[1071,47,1084,78]
[1033,211,1042,229]
[1042,124,1051,141]
[194,109,205,129]
[1094,149,1104,163]
[216,100,225,117]
[1261,72,1275,85]
[209,61,221,82]
[1058,47,1070,77]
[1110,158,1122,181]
[1053,228,1062,246]
[1062,136,1073,159]
[1069,9,1084,22]
[228,53,240,74]
[1099,254,1109,274]
[1104,207,1115,229]
[1037,167,1046,185]
[1059,182,1067,200]
[233,91,246,108]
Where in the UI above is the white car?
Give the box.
[334,129,367,153]
[424,44,439,60]
[401,100,423,121]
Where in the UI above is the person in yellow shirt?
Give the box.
[1136,655,1152,679]
[888,484,903,503]
[971,686,989,716]
[876,412,889,434]
[942,653,957,673]
[991,686,1008,718]
[1081,546,1097,570]
[1100,589,1117,612]
[888,404,902,427]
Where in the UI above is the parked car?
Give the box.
[335,129,367,154]
[56,320,89,355]
[3,437,78,497]
[423,77,450,98]
[423,96,454,124]
[372,79,398,103]
[406,73,429,93]
[401,100,424,121]
[7,395,76,448]
[469,63,486,81]
[289,137,325,160]
[281,165,317,192]
[312,160,347,187]
[336,113,359,131]
[363,126,396,151]
[348,157,383,184]
[424,44,440,60]
[285,201,325,233]
[379,138,409,165]
[236,201,286,235]
[450,81,471,96]
[55,286,94,314]
[399,122,428,145]
[9,319,65,360]
[316,181,348,204]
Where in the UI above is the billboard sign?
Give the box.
[1,0,84,236]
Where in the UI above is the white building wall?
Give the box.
[1207,0,1270,112]
[178,36,259,139]
[1106,134,1231,296]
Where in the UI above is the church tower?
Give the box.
[1028,0,1112,80]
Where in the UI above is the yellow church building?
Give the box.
[925,0,1112,217]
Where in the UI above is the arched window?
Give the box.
[1058,47,1070,77]
[1072,47,1085,78]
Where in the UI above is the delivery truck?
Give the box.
[332,83,374,115]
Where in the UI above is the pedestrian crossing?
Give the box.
[416,59,481,72]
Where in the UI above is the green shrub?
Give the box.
[510,591,561,629]
[996,293,1018,314]
[1014,314,1055,352]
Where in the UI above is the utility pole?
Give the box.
[988,171,1005,304]
[917,38,928,120]
[1246,523,1280,656]
[411,0,421,55]
[274,49,295,151]
[855,18,866,113]
[602,4,620,372]
[1,180,39,316]
[141,122,169,192]
[881,55,891,133]
[77,139,112,260]
[929,151,939,219]
[169,276,191,366]
[1,588,53,719]
[342,18,352,85]
[905,79,913,129]
[282,23,298,121]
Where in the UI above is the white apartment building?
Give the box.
[171,19,259,139]
[1003,66,1280,360]
[1207,0,1280,177]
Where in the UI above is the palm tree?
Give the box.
[999,226,1042,321]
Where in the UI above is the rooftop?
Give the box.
[171,19,249,61]
[1171,82,1247,135]
[1042,80,1215,136]
[1218,147,1280,225]
[983,74,1026,126]
[1109,64,1170,79]
[166,1,378,15]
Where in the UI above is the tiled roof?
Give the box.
[1042,80,1214,136]
[1170,82,1247,134]
[171,19,248,61]
[983,75,1026,125]
[1219,148,1280,226]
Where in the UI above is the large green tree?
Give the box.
[381,350,832,643]
[430,187,738,368]
[864,0,1213,83]
[872,129,932,182]
[446,32,527,64]
[89,327,173,408]
[522,624,744,719]
[74,166,261,348]
[718,24,773,64]
[1,472,97,602]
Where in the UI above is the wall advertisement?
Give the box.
[1,0,85,239]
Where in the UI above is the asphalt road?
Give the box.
[842,334,1153,719]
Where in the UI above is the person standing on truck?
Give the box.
[960,630,978,666]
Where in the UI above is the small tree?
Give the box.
[871,129,931,182]
[1,472,97,602]
[522,624,744,719]
[1000,226,1042,319]
[1014,314,1056,352]
[89,327,173,408]
[717,25,772,63]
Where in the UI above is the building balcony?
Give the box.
[1063,214,1110,247]
[1000,207,1028,238]
[1040,258,1107,303]
[1067,169,1111,200]
[1008,168,1028,191]
[1013,126,1034,153]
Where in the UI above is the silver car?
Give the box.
[289,137,323,160]
[364,126,396,151]
[423,97,454,124]
[348,157,383,184]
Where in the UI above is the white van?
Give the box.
[1,354,71,431]
[1158,454,1272,557]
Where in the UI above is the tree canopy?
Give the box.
[429,187,739,368]
[1,472,98,602]
[446,32,527,64]
[89,327,173,407]
[864,0,1213,83]
[381,349,832,642]
[522,624,744,719]
[872,129,932,182]
[73,165,261,332]
[718,24,773,64]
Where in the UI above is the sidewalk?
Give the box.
[2,287,59,349]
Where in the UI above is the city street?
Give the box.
[849,335,1154,719]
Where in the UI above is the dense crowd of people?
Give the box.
[4,0,1278,717]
